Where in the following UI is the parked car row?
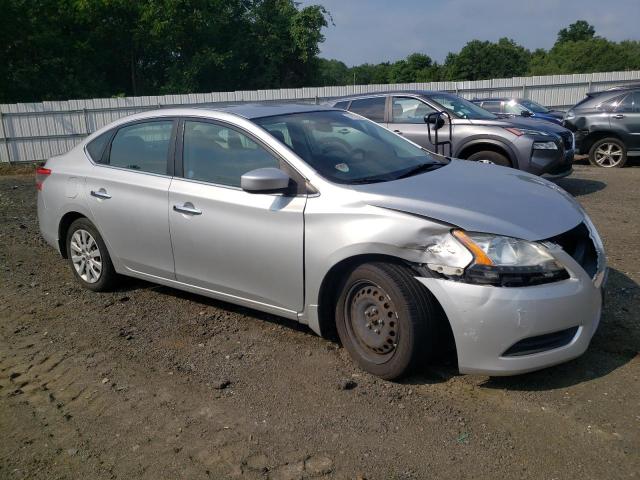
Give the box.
[327,92,575,178]
[473,85,640,168]
[38,102,607,380]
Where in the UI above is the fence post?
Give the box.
[0,111,11,165]
[82,108,91,136]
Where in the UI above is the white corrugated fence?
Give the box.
[1,70,639,163]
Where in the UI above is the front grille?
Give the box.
[502,326,579,356]
[547,223,598,278]
[558,131,574,150]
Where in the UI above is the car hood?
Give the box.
[466,116,569,134]
[352,160,584,241]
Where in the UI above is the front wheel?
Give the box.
[589,137,627,168]
[335,262,438,380]
[466,150,512,167]
[66,218,117,291]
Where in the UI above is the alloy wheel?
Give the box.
[594,142,624,167]
[70,229,102,283]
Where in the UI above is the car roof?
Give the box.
[330,90,450,102]
[215,103,337,119]
[470,97,523,102]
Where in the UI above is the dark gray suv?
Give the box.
[563,86,640,168]
[328,91,575,178]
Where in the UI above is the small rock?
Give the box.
[213,379,231,390]
[101,377,110,384]
[338,379,357,391]
[270,461,304,480]
[244,452,269,473]
[304,455,333,475]
[66,448,78,456]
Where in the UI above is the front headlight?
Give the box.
[425,230,568,287]
[504,127,550,137]
[533,141,558,150]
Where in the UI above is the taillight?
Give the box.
[35,167,51,191]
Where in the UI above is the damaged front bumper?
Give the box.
[416,249,606,376]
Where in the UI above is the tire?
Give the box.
[588,137,627,168]
[335,262,438,380]
[66,218,117,291]
[467,150,512,167]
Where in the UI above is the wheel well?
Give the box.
[582,131,624,154]
[458,143,512,163]
[316,254,457,361]
[58,212,86,258]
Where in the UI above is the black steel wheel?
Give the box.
[335,262,439,380]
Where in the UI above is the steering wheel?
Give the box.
[317,138,351,157]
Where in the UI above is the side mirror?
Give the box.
[241,168,291,193]
[424,115,445,130]
[521,110,533,117]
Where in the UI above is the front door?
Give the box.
[610,91,640,150]
[387,96,450,154]
[85,119,176,279]
[168,119,306,313]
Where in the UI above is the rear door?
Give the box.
[610,91,640,150]
[387,96,445,151]
[85,119,176,278]
[347,96,387,123]
[168,119,306,313]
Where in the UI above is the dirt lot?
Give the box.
[0,162,639,480]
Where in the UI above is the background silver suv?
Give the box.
[37,104,605,380]
[329,91,575,178]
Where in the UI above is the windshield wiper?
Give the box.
[394,162,445,180]
[349,176,391,184]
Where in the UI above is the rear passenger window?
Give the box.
[333,101,349,109]
[183,121,280,187]
[108,121,173,174]
[348,97,386,122]
[86,131,111,163]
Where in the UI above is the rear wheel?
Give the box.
[589,137,627,168]
[335,262,438,380]
[66,218,117,291]
[467,150,512,167]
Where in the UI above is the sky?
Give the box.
[299,0,640,66]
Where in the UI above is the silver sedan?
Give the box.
[37,104,606,379]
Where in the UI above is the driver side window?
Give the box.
[391,97,436,124]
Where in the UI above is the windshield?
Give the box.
[254,110,446,184]
[520,99,550,113]
[428,93,497,120]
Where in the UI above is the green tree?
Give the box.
[443,38,530,80]
[389,53,439,83]
[557,20,596,43]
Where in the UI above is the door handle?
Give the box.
[612,114,624,119]
[393,130,404,135]
[173,203,202,215]
[90,189,111,199]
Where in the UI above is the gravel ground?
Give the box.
[0,163,638,479]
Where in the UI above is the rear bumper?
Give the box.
[416,250,606,376]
